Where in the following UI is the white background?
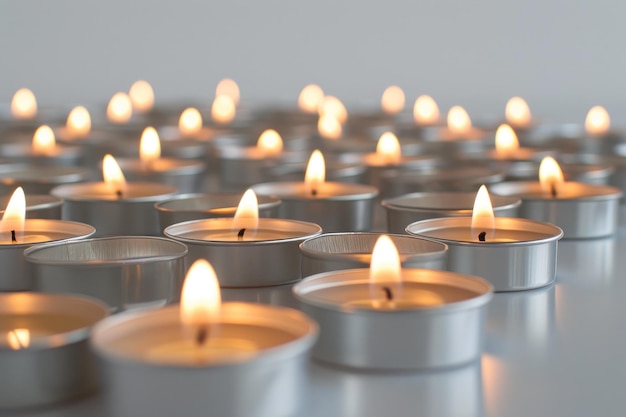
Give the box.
[1,0,625,123]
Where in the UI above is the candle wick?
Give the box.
[116,189,123,199]
[237,228,246,240]
[11,230,16,244]
[311,189,318,197]
[478,231,487,242]
[382,286,394,301]
[550,183,557,198]
[195,326,209,347]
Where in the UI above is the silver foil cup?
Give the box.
[0,219,96,291]
[489,182,622,239]
[164,218,322,287]
[24,236,188,311]
[293,268,493,370]
[91,302,318,417]
[155,193,281,232]
[221,283,298,308]
[383,191,521,233]
[0,165,93,195]
[299,232,448,277]
[252,182,379,232]
[0,292,109,408]
[51,182,178,236]
[116,158,206,193]
[0,194,63,219]
[406,217,564,291]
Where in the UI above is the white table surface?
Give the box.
[3,211,626,417]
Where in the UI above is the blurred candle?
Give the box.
[495,124,520,159]
[298,84,324,113]
[375,132,402,165]
[256,129,283,157]
[65,106,91,139]
[128,80,155,114]
[178,107,203,138]
[317,114,342,139]
[381,85,405,115]
[505,96,532,129]
[107,92,133,124]
[585,106,610,136]
[216,78,240,106]
[211,95,236,125]
[139,127,161,169]
[32,125,56,156]
[11,88,37,120]
[447,106,472,136]
[319,96,347,124]
[413,95,440,126]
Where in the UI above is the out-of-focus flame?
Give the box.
[215,79,240,106]
[178,107,203,137]
[32,125,56,156]
[447,106,472,135]
[256,129,283,156]
[128,80,155,113]
[381,86,405,115]
[585,106,610,136]
[539,156,564,197]
[304,149,325,196]
[102,154,127,196]
[413,95,439,125]
[11,88,37,120]
[180,259,222,341]
[1,187,25,242]
[494,124,520,158]
[232,189,259,235]
[317,114,342,139]
[471,185,495,242]
[139,127,161,166]
[211,95,236,125]
[7,329,30,350]
[318,96,347,124]
[505,96,532,128]
[376,132,401,165]
[106,92,133,124]
[298,84,324,113]
[66,106,91,138]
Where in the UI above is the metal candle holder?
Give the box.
[0,194,63,219]
[0,165,93,195]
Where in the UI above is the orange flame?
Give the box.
[381,86,405,115]
[11,88,37,120]
[298,84,325,113]
[471,185,495,242]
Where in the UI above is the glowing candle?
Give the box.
[381,86,405,115]
[11,88,37,120]
[107,92,133,124]
[413,95,440,126]
[298,84,325,113]
[505,96,532,129]
[128,80,155,113]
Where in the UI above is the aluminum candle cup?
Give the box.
[383,192,521,234]
[0,142,83,166]
[252,182,378,232]
[0,292,109,408]
[24,236,187,311]
[0,220,95,291]
[0,194,63,219]
[51,182,177,236]
[293,269,493,370]
[164,218,322,287]
[0,165,92,194]
[116,158,206,193]
[91,302,318,417]
[300,233,448,277]
[502,161,613,185]
[221,283,298,308]
[155,193,281,232]
[489,182,622,239]
[406,217,563,291]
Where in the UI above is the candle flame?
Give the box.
[495,124,520,158]
[376,132,401,164]
[317,114,342,139]
[128,80,155,113]
[256,129,283,156]
[539,156,564,197]
[381,85,405,115]
[215,78,240,106]
[180,259,222,344]
[298,84,324,113]
[471,185,495,242]
[232,189,259,235]
[447,105,472,135]
[505,96,532,128]
[585,105,610,136]
[304,149,325,196]
[413,95,439,125]
[32,125,56,156]
[139,127,161,166]
[178,107,203,137]
[102,154,127,196]
[318,96,347,124]
[7,329,30,350]
[66,106,91,138]
[369,235,402,304]
[211,95,236,125]
[11,88,37,120]
[107,92,133,124]
[1,187,25,242]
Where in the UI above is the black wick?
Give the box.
[237,228,246,241]
[11,230,16,243]
[116,189,123,199]
[478,231,487,242]
[196,326,208,346]
[311,189,318,197]
[382,286,394,301]
[550,183,557,198]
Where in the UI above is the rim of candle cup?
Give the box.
[0,142,82,159]
[299,232,448,264]
[0,194,63,216]
[0,292,109,350]
[155,193,282,216]
[382,191,521,214]
[252,182,379,201]
[381,166,505,188]
[0,219,96,247]
[111,158,207,176]
[0,165,93,184]
[51,182,178,202]
[23,236,188,266]
[164,218,323,246]
[293,268,494,313]
[405,217,564,246]
[90,302,319,368]
[489,182,623,201]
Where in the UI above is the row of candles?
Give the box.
[0,80,624,416]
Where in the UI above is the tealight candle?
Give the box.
[128,80,155,114]
[294,235,493,370]
[406,185,563,291]
[579,105,623,155]
[505,96,533,130]
[478,124,552,162]
[413,95,441,127]
[165,189,322,287]
[0,187,96,291]
[0,165,93,195]
[91,259,318,417]
[24,236,188,311]
[0,193,63,219]
[10,88,37,121]
[0,292,108,408]
[114,127,206,192]
[489,156,622,238]
[0,124,82,166]
[106,92,133,125]
[51,154,177,236]
[253,150,379,232]
[424,106,485,155]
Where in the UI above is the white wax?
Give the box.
[179,228,305,242]
[52,182,176,201]
[421,227,549,243]
[0,231,73,246]
[253,182,377,200]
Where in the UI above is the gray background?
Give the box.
[1,0,624,122]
